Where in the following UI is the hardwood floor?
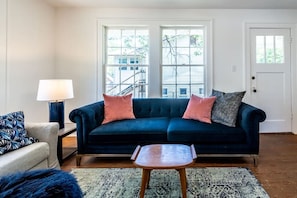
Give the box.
[61,133,297,198]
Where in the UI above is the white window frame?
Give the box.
[104,27,149,98]
[161,26,207,98]
[97,19,213,100]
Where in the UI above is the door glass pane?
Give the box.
[266,36,275,63]
[275,36,284,63]
[256,36,265,63]
[256,35,285,64]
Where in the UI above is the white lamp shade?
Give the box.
[37,79,74,101]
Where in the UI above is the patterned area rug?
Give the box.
[71,167,269,198]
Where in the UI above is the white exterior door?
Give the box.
[250,28,292,132]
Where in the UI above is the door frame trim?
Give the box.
[244,23,296,134]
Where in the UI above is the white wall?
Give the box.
[55,8,297,130]
[0,0,56,122]
[0,0,7,114]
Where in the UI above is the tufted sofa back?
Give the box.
[133,98,189,118]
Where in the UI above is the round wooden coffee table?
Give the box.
[131,144,197,198]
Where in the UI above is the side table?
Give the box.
[57,123,77,165]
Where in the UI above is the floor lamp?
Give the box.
[37,79,74,129]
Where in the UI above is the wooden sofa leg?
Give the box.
[76,155,82,166]
[253,155,259,167]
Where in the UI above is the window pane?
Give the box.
[176,29,190,47]
[176,48,190,65]
[122,30,135,47]
[120,84,132,95]
[120,68,134,84]
[106,66,120,84]
[177,85,190,98]
[107,48,121,56]
[265,36,275,63]
[122,48,135,55]
[136,30,148,47]
[190,47,204,64]
[162,85,176,98]
[106,66,121,95]
[191,84,205,97]
[256,35,285,64]
[136,30,149,64]
[190,29,204,47]
[162,29,176,48]
[163,48,176,65]
[256,36,265,64]
[107,29,121,47]
[191,66,204,83]
[177,66,190,84]
[134,84,147,98]
[135,67,148,84]
[275,36,284,63]
[162,66,176,84]
[107,56,118,64]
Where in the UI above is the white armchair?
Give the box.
[0,122,60,177]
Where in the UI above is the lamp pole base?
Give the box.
[49,101,64,129]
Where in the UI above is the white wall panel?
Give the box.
[0,0,7,114]
[6,0,56,121]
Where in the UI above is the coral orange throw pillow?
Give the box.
[102,94,135,124]
[182,94,216,123]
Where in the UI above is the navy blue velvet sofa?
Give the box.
[69,98,266,166]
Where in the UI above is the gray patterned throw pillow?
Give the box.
[211,89,245,127]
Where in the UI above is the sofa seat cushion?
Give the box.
[167,118,246,144]
[0,142,49,177]
[89,117,169,144]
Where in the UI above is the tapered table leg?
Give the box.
[178,168,187,198]
[140,169,150,198]
[146,169,151,188]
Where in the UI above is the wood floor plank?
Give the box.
[61,133,297,197]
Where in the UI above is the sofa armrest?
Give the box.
[25,122,60,169]
[69,101,104,153]
[237,103,266,152]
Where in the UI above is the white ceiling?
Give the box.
[45,0,297,9]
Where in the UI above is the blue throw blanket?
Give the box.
[0,169,82,198]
